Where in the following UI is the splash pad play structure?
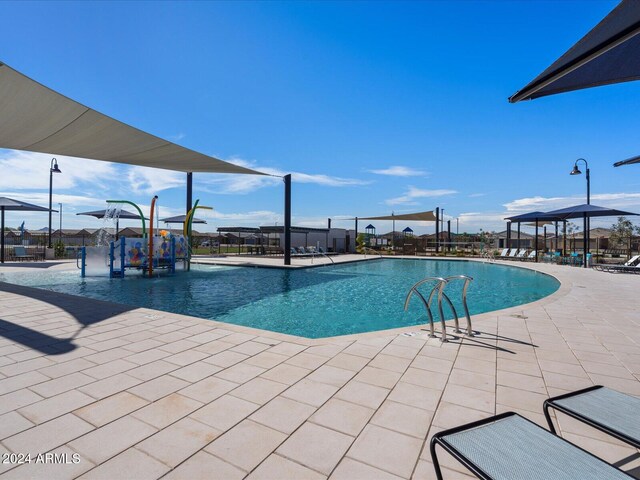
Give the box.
[79,197,211,278]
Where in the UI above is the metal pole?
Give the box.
[435,207,440,253]
[506,221,511,248]
[1,206,4,263]
[186,172,193,215]
[555,221,558,252]
[517,223,521,250]
[392,212,395,251]
[543,225,547,252]
[284,174,292,266]
[441,209,445,250]
[563,220,567,254]
[48,168,53,249]
[447,220,451,252]
[59,203,63,244]
[456,218,459,235]
[535,221,539,262]
[583,212,588,268]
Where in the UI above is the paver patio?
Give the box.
[0,258,639,479]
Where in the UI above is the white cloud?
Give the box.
[368,166,428,177]
[168,132,186,141]
[468,193,486,198]
[198,157,370,195]
[503,192,640,213]
[385,186,457,206]
[0,150,117,191]
[126,166,185,195]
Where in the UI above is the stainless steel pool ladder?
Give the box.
[362,247,382,259]
[404,275,475,342]
[310,251,335,265]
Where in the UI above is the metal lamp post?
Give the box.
[570,158,590,204]
[48,158,62,248]
[59,203,63,243]
[570,158,590,267]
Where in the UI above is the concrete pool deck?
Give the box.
[0,257,638,479]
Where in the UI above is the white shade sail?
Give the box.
[357,211,437,222]
[0,62,264,175]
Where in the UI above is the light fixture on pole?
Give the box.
[570,158,591,267]
[59,203,63,244]
[48,158,62,249]
[570,158,590,204]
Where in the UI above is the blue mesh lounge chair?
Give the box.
[430,411,632,480]
[544,385,640,450]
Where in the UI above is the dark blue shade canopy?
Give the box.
[510,0,640,102]
[504,211,562,222]
[0,196,54,212]
[365,224,375,230]
[77,209,148,220]
[544,203,639,219]
[402,227,414,233]
[614,154,640,167]
[161,215,206,224]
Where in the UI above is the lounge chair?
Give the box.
[13,246,35,261]
[430,411,632,480]
[515,249,527,260]
[593,255,640,272]
[506,249,517,258]
[524,250,537,261]
[498,248,509,258]
[544,385,640,449]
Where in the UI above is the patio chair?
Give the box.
[430,411,632,480]
[498,248,509,257]
[544,385,640,450]
[594,255,640,272]
[505,249,517,259]
[524,250,536,261]
[13,246,35,261]
[515,249,527,260]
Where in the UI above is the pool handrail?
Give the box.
[404,275,476,341]
[404,276,450,341]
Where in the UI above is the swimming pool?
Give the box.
[0,259,559,338]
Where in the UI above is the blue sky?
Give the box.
[1,0,638,235]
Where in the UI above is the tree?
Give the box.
[356,233,366,253]
[563,221,580,252]
[609,216,634,257]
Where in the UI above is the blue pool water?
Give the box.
[0,259,559,338]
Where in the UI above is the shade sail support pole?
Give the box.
[284,174,291,266]
[186,172,193,216]
[435,208,440,253]
[1,206,4,263]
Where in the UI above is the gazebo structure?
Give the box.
[365,224,376,236]
[402,226,414,237]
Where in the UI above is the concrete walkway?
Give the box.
[0,259,638,479]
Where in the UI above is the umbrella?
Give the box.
[544,204,639,267]
[0,197,55,263]
[161,215,206,225]
[509,0,640,102]
[77,209,149,240]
